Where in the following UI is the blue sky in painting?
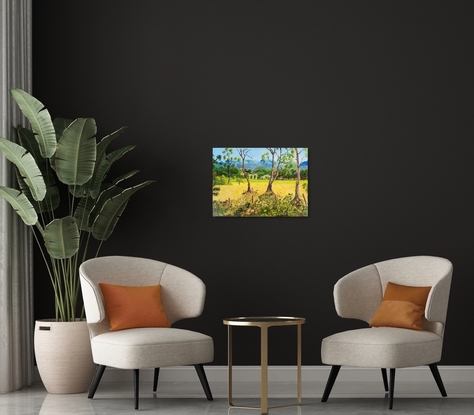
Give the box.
[212,147,267,162]
[213,148,308,167]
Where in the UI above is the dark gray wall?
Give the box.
[32,0,474,365]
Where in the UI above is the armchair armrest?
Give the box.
[334,264,383,324]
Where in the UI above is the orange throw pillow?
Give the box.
[370,282,431,330]
[99,283,171,331]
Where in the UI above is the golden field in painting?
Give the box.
[214,180,307,201]
[212,179,308,217]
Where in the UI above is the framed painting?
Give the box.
[212,147,308,217]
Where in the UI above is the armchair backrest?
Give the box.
[333,256,453,336]
[79,256,207,338]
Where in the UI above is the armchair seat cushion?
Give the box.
[91,327,214,369]
[321,327,442,368]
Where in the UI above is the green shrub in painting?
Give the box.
[213,192,308,217]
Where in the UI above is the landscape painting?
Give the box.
[212,148,308,217]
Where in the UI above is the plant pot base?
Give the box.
[34,319,96,394]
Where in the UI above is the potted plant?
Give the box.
[0,88,154,393]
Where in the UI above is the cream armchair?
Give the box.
[321,256,452,409]
[79,256,214,409]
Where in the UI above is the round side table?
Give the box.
[223,316,305,414]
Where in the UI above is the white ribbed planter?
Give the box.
[34,319,96,394]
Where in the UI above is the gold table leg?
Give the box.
[261,325,269,414]
[297,323,302,405]
[228,325,233,406]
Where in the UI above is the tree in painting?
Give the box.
[261,148,294,195]
[292,147,308,205]
[216,147,239,184]
[236,148,253,194]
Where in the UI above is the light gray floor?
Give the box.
[2,378,474,415]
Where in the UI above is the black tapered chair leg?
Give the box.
[389,368,396,410]
[153,368,160,392]
[381,368,389,392]
[194,364,213,400]
[88,365,106,399]
[133,369,140,410]
[321,365,341,402]
[429,363,447,397]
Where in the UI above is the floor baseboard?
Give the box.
[34,365,474,384]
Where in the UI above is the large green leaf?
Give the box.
[96,126,128,156]
[17,126,57,186]
[43,216,80,259]
[89,145,136,199]
[111,170,140,185]
[37,185,60,213]
[0,186,38,226]
[55,118,97,185]
[51,118,73,173]
[15,169,60,213]
[91,181,154,241]
[0,137,46,201]
[16,126,45,169]
[87,183,122,226]
[74,196,97,231]
[69,126,128,199]
[10,89,56,158]
[16,127,59,212]
[53,117,74,140]
[78,172,140,232]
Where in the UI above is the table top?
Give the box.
[223,316,305,327]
